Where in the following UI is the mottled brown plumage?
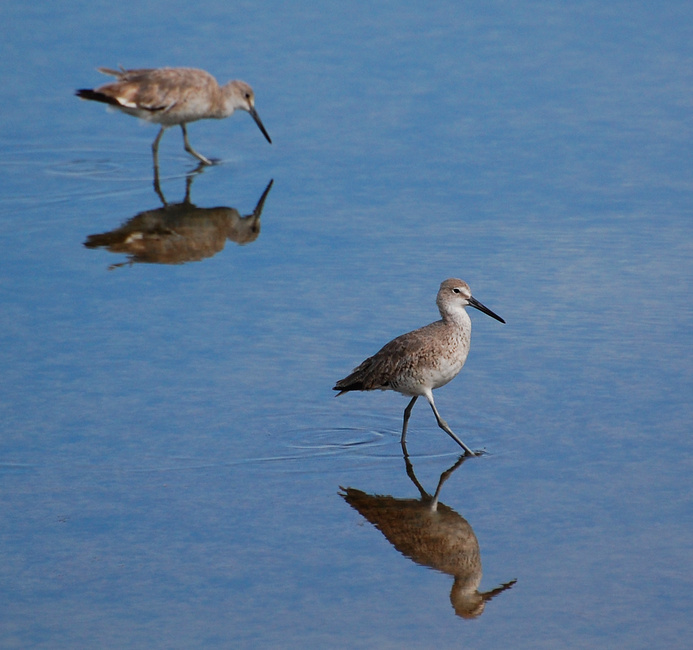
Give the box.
[76,66,271,164]
[334,279,504,454]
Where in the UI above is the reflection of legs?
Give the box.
[181,124,213,165]
[425,393,477,456]
[402,430,470,509]
[431,454,469,509]
[152,131,166,205]
[151,126,165,169]
[401,439,429,499]
[401,396,418,447]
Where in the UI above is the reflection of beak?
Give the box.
[249,106,272,144]
[468,296,505,324]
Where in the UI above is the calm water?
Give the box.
[1,1,692,648]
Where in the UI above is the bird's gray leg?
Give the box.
[181,124,213,165]
[401,396,418,449]
[426,395,478,456]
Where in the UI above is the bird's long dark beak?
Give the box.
[468,296,505,323]
[249,107,272,144]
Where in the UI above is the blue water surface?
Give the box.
[0,1,691,648]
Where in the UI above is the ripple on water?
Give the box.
[47,157,126,178]
[287,427,389,454]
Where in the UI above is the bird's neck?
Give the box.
[218,82,246,118]
[441,308,471,332]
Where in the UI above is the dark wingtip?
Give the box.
[333,380,365,395]
[75,89,121,107]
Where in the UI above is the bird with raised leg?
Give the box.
[76,66,272,165]
[334,278,505,455]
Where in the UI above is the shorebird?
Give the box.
[76,66,271,164]
[334,279,505,455]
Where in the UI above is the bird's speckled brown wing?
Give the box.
[97,68,214,113]
[334,322,445,393]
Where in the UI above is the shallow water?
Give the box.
[1,1,692,648]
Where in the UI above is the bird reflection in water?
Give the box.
[341,446,516,618]
[84,168,273,269]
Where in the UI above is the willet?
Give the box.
[76,66,271,165]
[334,279,505,455]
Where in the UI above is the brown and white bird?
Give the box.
[76,66,271,164]
[334,279,505,455]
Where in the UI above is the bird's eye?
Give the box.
[452,288,460,294]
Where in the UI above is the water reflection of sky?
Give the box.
[1,1,692,648]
